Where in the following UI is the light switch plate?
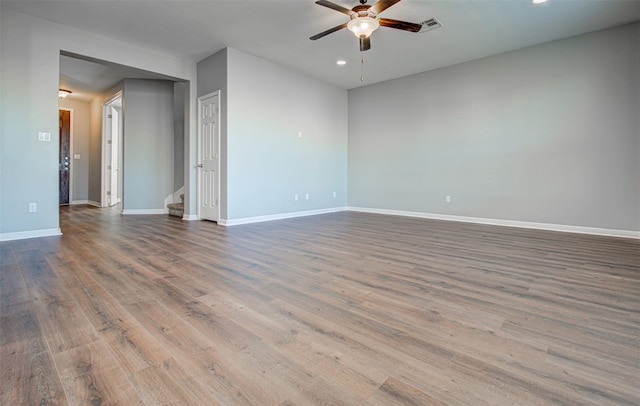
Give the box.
[38,132,51,142]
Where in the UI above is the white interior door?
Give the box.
[198,92,220,221]
[109,106,119,206]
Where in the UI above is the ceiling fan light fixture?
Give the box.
[347,16,379,38]
[59,89,72,98]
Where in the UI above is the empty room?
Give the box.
[1,0,639,405]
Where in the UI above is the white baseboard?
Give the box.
[0,228,63,241]
[4,207,635,241]
[220,207,348,226]
[348,207,640,239]
[68,200,101,207]
[121,208,168,215]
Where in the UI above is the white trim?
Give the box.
[102,92,123,208]
[182,214,198,221]
[0,228,63,241]
[220,207,348,226]
[348,207,640,239]
[121,209,167,215]
[104,91,124,106]
[196,91,221,222]
[88,200,102,207]
[71,200,89,205]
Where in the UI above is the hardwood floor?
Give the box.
[1,205,639,405]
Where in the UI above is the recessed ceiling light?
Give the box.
[336,60,347,66]
[532,0,548,4]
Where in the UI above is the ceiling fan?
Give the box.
[310,0,422,52]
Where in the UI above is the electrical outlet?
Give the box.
[28,203,37,212]
[294,194,299,201]
[332,192,337,198]
[445,195,452,203]
[305,193,310,200]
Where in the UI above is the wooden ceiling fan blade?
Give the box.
[310,22,348,40]
[359,36,371,52]
[379,18,422,33]
[370,0,402,15]
[315,0,355,16]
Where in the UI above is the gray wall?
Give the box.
[59,98,91,203]
[173,82,186,192]
[225,48,348,220]
[1,10,60,234]
[122,79,175,211]
[348,23,640,232]
[198,48,348,221]
[87,79,179,210]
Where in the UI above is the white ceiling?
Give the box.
[3,0,639,100]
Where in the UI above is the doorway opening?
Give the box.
[102,93,123,210]
[59,51,195,220]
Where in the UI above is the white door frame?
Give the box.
[108,105,120,206]
[101,91,123,209]
[197,90,221,221]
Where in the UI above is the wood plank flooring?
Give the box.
[1,205,639,405]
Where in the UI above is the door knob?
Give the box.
[197,164,203,168]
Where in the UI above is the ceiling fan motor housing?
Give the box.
[352,4,375,18]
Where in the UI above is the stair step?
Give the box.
[167,202,184,218]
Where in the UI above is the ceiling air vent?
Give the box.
[419,18,442,34]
